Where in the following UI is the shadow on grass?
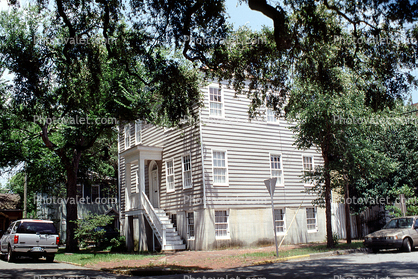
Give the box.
[101,265,211,276]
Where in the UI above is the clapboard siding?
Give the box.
[201,83,323,208]
[119,156,126,218]
[159,124,204,212]
[119,83,324,213]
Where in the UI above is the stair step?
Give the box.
[165,240,184,245]
[163,244,186,251]
[144,207,186,251]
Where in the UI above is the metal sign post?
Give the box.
[264,178,278,258]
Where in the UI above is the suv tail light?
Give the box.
[14,235,18,244]
[56,236,60,245]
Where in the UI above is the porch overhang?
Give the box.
[121,145,162,164]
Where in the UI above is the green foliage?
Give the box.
[333,233,340,247]
[386,184,418,217]
[106,235,126,252]
[73,214,114,249]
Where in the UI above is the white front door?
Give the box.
[150,169,159,208]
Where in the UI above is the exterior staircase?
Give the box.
[141,192,186,251]
[154,209,186,250]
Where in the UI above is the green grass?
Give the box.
[55,250,164,266]
[237,242,365,259]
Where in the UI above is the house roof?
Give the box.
[0,194,21,210]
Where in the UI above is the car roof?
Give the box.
[390,216,418,219]
[18,219,54,223]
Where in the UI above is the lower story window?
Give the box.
[274,208,285,234]
[306,207,317,232]
[215,210,229,238]
[187,212,195,239]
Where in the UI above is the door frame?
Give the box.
[148,160,160,208]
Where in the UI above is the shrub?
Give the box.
[73,213,114,249]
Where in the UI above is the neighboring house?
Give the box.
[118,82,326,252]
[36,173,118,242]
[0,193,23,232]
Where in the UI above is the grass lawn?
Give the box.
[55,250,164,266]
[238,241,365,259]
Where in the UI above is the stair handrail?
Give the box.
[141,191,166,247]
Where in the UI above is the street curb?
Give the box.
[254,247,368,265]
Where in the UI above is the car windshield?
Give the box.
[383,218,414,229]
[16,222,57,234]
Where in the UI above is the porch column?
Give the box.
[125,162,132,211]
[138,153,146,209]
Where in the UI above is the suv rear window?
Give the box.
[16,222,57,234]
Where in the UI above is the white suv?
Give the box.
[0,219,59,262]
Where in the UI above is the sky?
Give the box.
[0,0,416,186]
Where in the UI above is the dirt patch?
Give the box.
[87,243,312,271]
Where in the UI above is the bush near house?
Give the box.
[73,213,119,249]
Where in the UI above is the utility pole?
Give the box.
[264,177,278,257]
[23,162,27,218]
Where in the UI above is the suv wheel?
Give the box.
[7,246,15,262]
[45,255,55,263]
[403,238,412,252]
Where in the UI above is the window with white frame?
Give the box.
[187,212,195,239]
[209,87,223,116]
[166,159,175,192]
[124,124,130,148]
[267,108,278,122]
[274,208,286,234]
[215,210,229,238]
[135,120,142,144]
[303,156,314,186]
[91,185,100,201]
[306,207,317,232]
[213,151,227,185]
[182,154,192,189]
[270,154,283,186]
[266,93,280,123]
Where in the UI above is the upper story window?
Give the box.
[209,87,223,117]
[267,109,278,123]
[166,159,175,192]
[266,93,280,123]
[135,120,142,144]
[270,154,284,187]
[303,156,314,186]
[182,154,192,189]
[212,150,228,186]
[124,124,130,149]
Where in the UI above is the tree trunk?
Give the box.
[65,151,82,252]
[324,168,333,248]
[322,142,334,248]
[345,179,352,244]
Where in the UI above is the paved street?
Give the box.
[1,250,418,279]
[0,257,129,279]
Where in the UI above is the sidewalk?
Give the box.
[86,241,366,275]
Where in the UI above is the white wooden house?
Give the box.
[118,82,326,251]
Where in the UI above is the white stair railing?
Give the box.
[141,191,166,248]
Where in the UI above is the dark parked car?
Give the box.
[364,216,418,253]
